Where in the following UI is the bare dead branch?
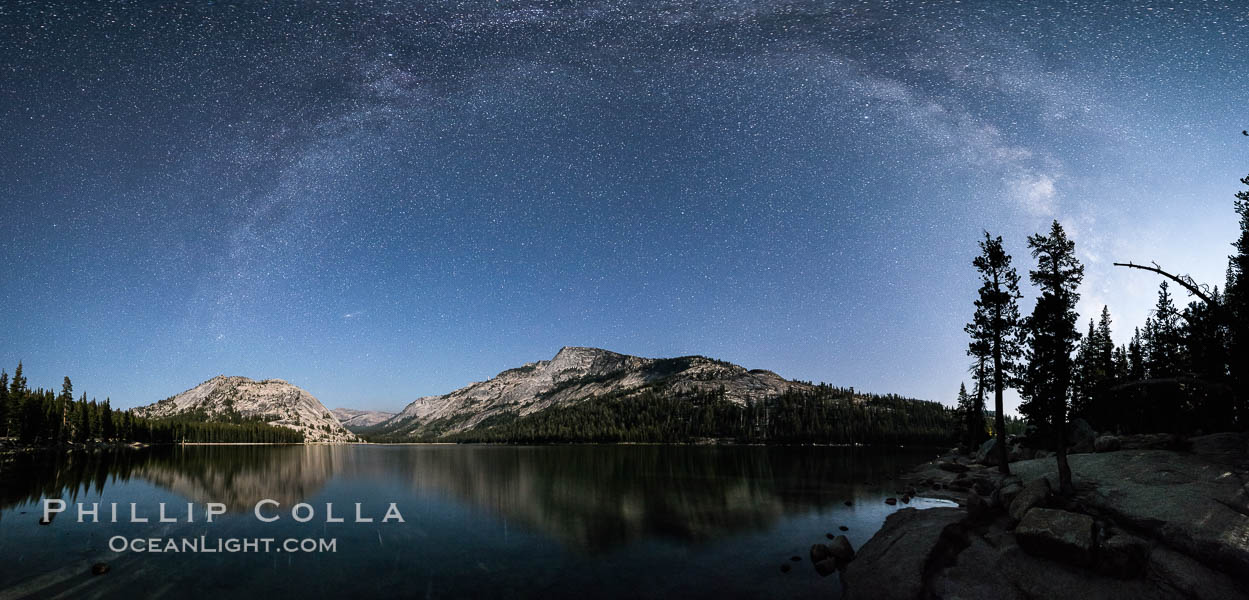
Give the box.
[1113,261,1218,307]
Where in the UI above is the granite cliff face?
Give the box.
[331,408,395,431]
[372,346,813,440]
[136,376,357,443]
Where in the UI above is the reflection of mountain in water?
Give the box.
[135,445,343,512]
[0,445,933,549]
[0,445,345,516]
[375,445,932,550]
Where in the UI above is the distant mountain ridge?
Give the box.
[368,346,819,441]
[134,349,953,446]
[135,376,357,443]
[331,408,395,431]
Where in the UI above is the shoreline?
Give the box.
[3,438,954,452]
[836,432,1249,599]
[359,440,949,448]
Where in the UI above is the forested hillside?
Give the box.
[0,364,304,446]
[367,384,956,446]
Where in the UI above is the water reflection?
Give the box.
[135,446,337,512]
[369,445,933,549]
[0,450,144,518]
[0,446,334,516]
[0,444,936,550]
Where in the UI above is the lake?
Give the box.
[0,444,952,599]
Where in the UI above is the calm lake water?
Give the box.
[0,445,951,599]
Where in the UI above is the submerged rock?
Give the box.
[810,543,833,563]
[828,535,855,561]
[814,558,839,577]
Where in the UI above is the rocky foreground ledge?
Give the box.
[839,432,1249,599]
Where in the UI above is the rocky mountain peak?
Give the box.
[331,408,395,431]
[552,345,611,361]
[547,346,632,378]
[373,347,814,440]
[136,376,356,443]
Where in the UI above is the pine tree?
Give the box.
[1227,167,1249,422]
[1144,282,1186,378]
[1112,345,1129,381]
[1183,291,1235,428]
[44,395,61,443]
[1072,319,1098,419]
[1094,308,1117,423]
[57,393,71,443]
[10,362,26,396]
[1127,328,1146,381]
[956,381,989,449]
[120,410,133,441]
[967,339,992,447]
[88,398,102,440]
[1096,308,1116,388]
[966,231,1023,474]
[1073,307,1117,428]
[74,395,90,443]
[16,381,42,443]
[101,398,116,442]
[1020,220,1084,495]
[1183,289,1229,382]
[0,370,8,438]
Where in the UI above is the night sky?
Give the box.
[2,1,1245,412]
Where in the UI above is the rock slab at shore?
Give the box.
[1014,507,1095,566]
[840,507,965,600]
[841,435,1249,599]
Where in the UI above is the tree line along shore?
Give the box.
[0,367,304,449]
